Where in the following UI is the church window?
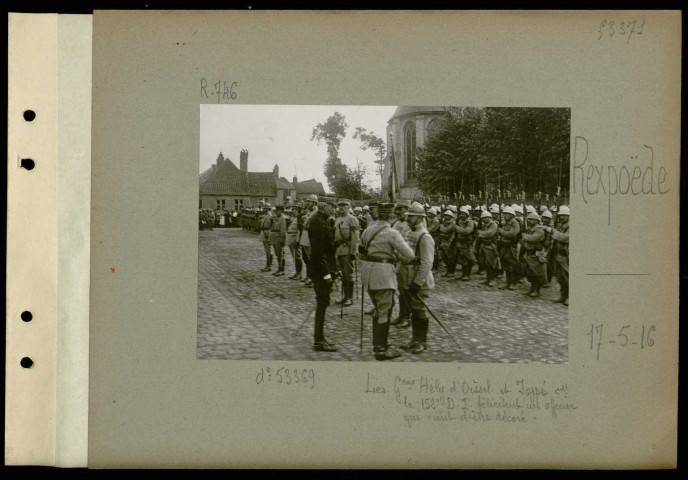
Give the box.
[404,122,417,180]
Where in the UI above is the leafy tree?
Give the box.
[352,127,386,193]
[311,112,349,193]
[416,107,570,204]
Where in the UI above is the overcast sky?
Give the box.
[200,105,397,193]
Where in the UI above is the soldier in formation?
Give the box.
[269,205,288,276]
[333,199,360,307]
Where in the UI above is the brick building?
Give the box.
[199,150,297,210]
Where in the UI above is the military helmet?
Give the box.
[489,206,500,214]
[306,194,319,202]
[490,203,499,210]
[526,205,536,214]
[481,210,492,218]
[557,205,570,216]
[539,205,548,213]
[526,212,540,221]
[512,204,524,215]
[354,206,362,212]
[502,206,515,216]
[362,205,370,211]
[541,210,553,219]
[459,206,471,216]
[337,198,351,206]
[442,210,456,219]
[447,205,458,213]
[406,202,427,217]
[427,206,438,216]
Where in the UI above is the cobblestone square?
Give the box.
[198,228,568,363]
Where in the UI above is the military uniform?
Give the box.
[300,196,319,286]
[552,207,570,305]
[258,209,274,271]
[498,210,521,290]
[438,213,457,276]
[398,202,435,354]
[307,202,339,351]
[391,203,412,326]
[477,212,500,286]
[269,207,288,276]
[455,212,477,281]
[333,200,360,305]
[359,204,415,360]
[286,209,303,280]
[426,208,441,272]
[521,213,548,297]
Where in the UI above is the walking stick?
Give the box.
[293,305,315,338]
[340,276,344,319]
[360,276,365,353]
[354,256,359,300]
[413,292,462,351]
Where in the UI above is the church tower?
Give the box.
[383,106,448,200]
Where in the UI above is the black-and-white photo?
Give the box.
[198,105,570,363]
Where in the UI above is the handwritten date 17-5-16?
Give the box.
[256,366,316,390]
[586,323,655,360]
[598,19,645,44]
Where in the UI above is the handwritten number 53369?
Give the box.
[598,19,645,44]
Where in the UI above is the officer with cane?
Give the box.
[359,202,415,361]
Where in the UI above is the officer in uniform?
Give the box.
[426,207,441,273]
[307,199,340,352]
[551,205,570,306]
[286,204,304,280]
[269,205,288,276]
[521,212,548,297]
[391,200,412,327]
[300,194,319,287]
[438,210,457,277]
[333,199,360,307]
[477,210,500,287]
[455,206,477,281]
[398,202,435,354]
[498,206,520,290]
[540,209,554,287]
[366,202,379,226]
[359,202,415,361]
[258,205,274,272]
[391,200,411,237]
[354,206,367,230]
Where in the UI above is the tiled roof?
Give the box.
[276,177,295,190]
[199,158,276,196]
[295,179,326,195]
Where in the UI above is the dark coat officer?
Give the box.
[307,199,339,351]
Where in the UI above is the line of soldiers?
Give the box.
[252,196,570,361]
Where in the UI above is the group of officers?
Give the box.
[252,195,570,361]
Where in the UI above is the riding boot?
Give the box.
[411,314,429,354]
[401,314,420,350]
[374,322,401,361]
[530,280,541,297]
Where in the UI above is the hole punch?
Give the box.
[20,159,35,170]
[20,357,34,369]
[23,110,36,122]
[21,311,33,322]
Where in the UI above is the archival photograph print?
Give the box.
[198,105,570,363]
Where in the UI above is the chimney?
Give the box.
[293,175,298,184]
[240,149,248,171]
[273,164,279,179]
[216,152,224,168]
